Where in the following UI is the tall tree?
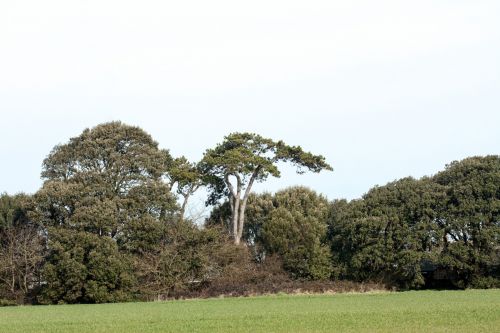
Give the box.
[33,121,178,250]
[201,132,332,245]
[432,155,500,288]
[31,122,179,303]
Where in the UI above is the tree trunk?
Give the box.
[227,167,261,245]
[225,173,243,245]
[233,197,241,245]
[179,193,190,221]
[237,202,245,244]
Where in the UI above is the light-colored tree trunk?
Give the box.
[233,197,241,245]
[226,167,261,245]
[179,194,190,221]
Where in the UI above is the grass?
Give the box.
[0,290,499,333]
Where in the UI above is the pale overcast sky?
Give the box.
[1,1,499,202]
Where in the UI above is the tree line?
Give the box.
[1,122,498,305]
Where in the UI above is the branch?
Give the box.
[224,173,237,199]
[242,166,262,203]
[235,174,242,198]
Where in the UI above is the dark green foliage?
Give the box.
[2,121,499,304]
[41,121,172,183]
[39,228,134,304]
[33,122,178,252]
[201,132,332,244]
[32,122,179,303]
[328,178,444,288]
[329,178,442,288]
[433,156,500,288]
[0,193,30,230]
[262,187,331,280]
[208,187,332,280]
[328,156,500,289]
[201,133,332,198]
[241,192,275,259]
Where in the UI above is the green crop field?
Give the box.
[1,290,499,333]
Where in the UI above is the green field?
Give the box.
[1,290,499,333]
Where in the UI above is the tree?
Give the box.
[166,157,204,221]
[33,121,178,251]
[261,187,332,279]
[201,132,332,245]
[1,193,29,229]
[432,156,500,288]
[31,122,179,303]
[39,228,134,304]
[239,192,275,260]
[206,192,274,257]
[207,187,332,279]
[328,177,444,288]
[0,194,44,303]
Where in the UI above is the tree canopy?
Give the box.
[1,121,498,305]
[328,156,500,289]
[261,187,331,280]
[30,122,180,303]
[433,156,500,288]
[201,132,332,244]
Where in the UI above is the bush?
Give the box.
[39,229,135,304]
[0,299,18,307]
[470,277,500,289]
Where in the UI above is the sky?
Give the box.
[1,1,499,206]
